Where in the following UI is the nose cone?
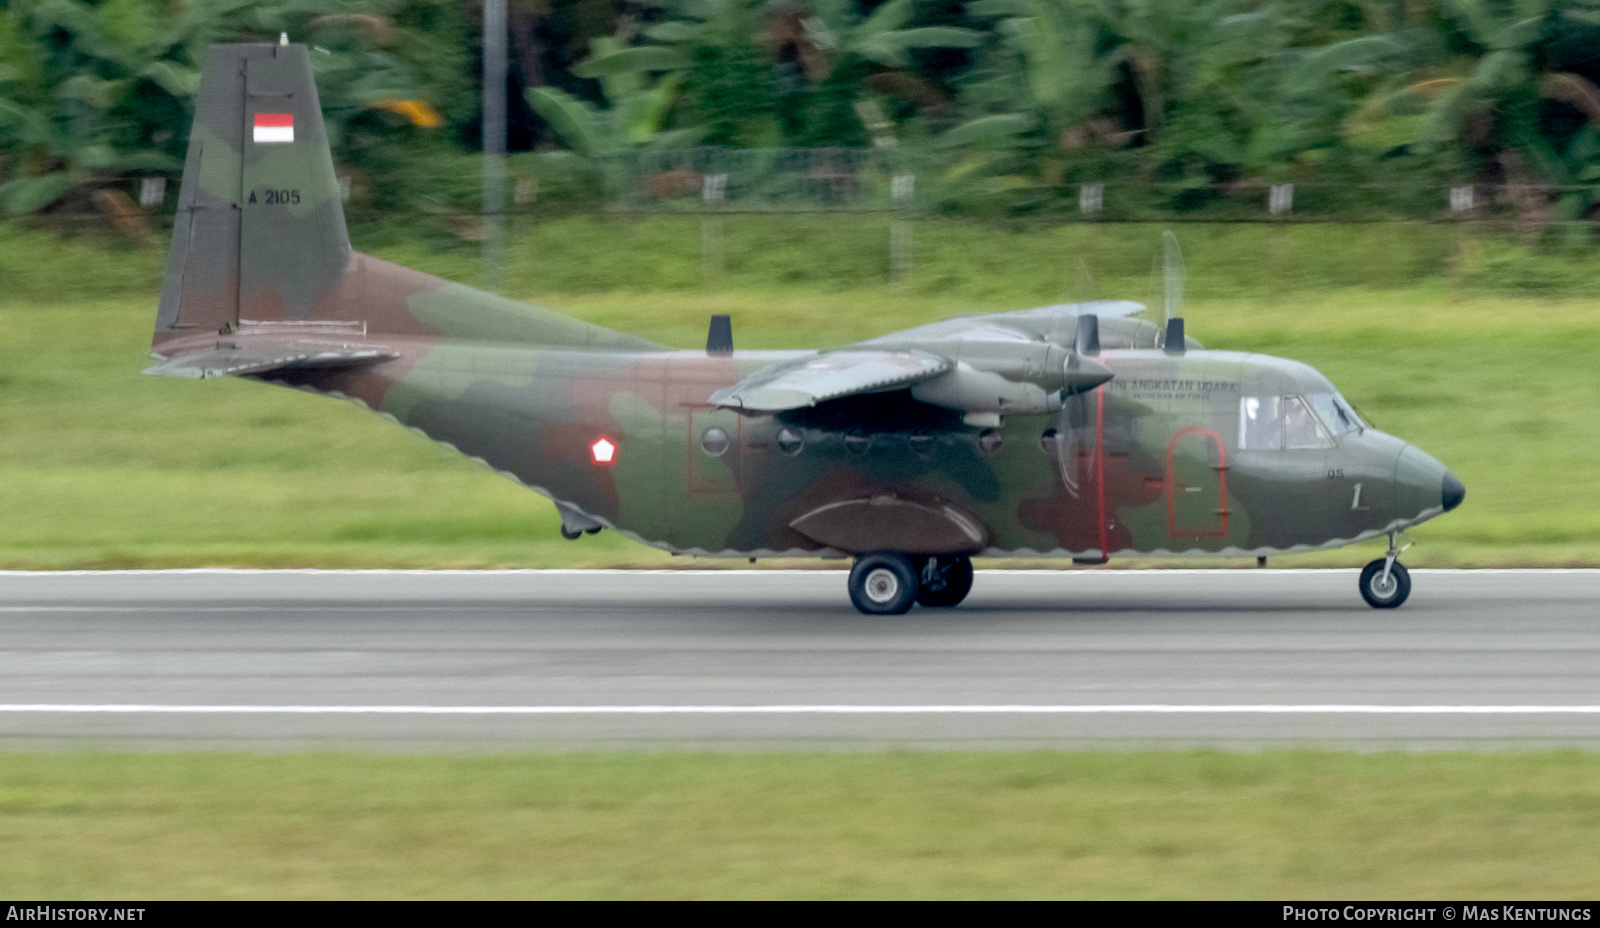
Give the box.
[1395,445,1456,523]
[1442,471,1465,512]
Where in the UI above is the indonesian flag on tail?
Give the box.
[253,113,294,144]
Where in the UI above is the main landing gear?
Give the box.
[848,552,974,615]
[1359,533,1411,609]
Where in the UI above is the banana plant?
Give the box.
[949,0,1276,182]
[953,0,1113,148]
[769,0,982,146]
[579,0,983,147]
[1294,0,1600,196]
[0,0,462,217]
[592,0,777,146]
[527,35,704,159]
[526,34,706,201]
[787,0,983,75]
[0,0,227,214]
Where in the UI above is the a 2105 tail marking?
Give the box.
[147,43,1465,614]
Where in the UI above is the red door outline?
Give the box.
[1166,428,1228,538]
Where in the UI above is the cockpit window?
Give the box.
[1240,395,1335,450]
[1239,396,1282,450]
[1283,396,1333,449]
[1307,393,1363,436]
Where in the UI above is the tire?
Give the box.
[1359,559,1411,609]
[849,552,920,615]
[917,556,974,608]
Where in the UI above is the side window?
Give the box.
[1283,395,1334,449]
[1239,396,1282,450]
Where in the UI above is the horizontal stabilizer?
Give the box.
[143,342,397,379]
[709,349,951,412]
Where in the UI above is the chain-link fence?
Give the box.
[470,149,1594,296]
[577,148,1598,226]
[19,146,1600,300]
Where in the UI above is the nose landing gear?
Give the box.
[1359,533,1411,609]
[848,553,975,614]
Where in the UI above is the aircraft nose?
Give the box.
[1442,471,1465,512]
[1394,445,1454,521]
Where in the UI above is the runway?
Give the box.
[1,569,1597,747]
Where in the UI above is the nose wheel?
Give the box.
[1359,534,1411,609]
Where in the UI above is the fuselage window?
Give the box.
[701,427,731,457]
[777,427,804,456]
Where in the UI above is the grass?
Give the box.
[0,750,1597,899]
[2,218,1598,567]
[10,214,1600,303]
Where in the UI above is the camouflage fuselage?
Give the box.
[255,328,1447,560]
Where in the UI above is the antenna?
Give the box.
[1164,317,1186,355]
[1076,313,1100,356]
[706,314,733,355]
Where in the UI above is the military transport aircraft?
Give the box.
[147,42,1464,614]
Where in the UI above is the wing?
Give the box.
[144,343,398,379]
[856,300,1150,346]
[708,349,951,412]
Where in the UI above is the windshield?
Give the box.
[1239,395,1338,450]
[1307,393,1364,436]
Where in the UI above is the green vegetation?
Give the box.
[1,217,1598,568]
[0,0,474,218]
[8,0,1600,229]
[0,750,1596,898]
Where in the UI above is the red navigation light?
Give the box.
[590,436,617,465]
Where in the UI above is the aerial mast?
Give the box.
[481,0,507,292]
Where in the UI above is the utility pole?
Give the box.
[482,0,507,292]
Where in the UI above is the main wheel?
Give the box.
[849,552,920,615]
[1359,559,1411,609]
[917,556,974,608]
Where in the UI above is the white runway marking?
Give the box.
[0,606,468,613]
[2,705,1600,715]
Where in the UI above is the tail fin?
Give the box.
[155,42,349,347]
[153,42,661,368]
